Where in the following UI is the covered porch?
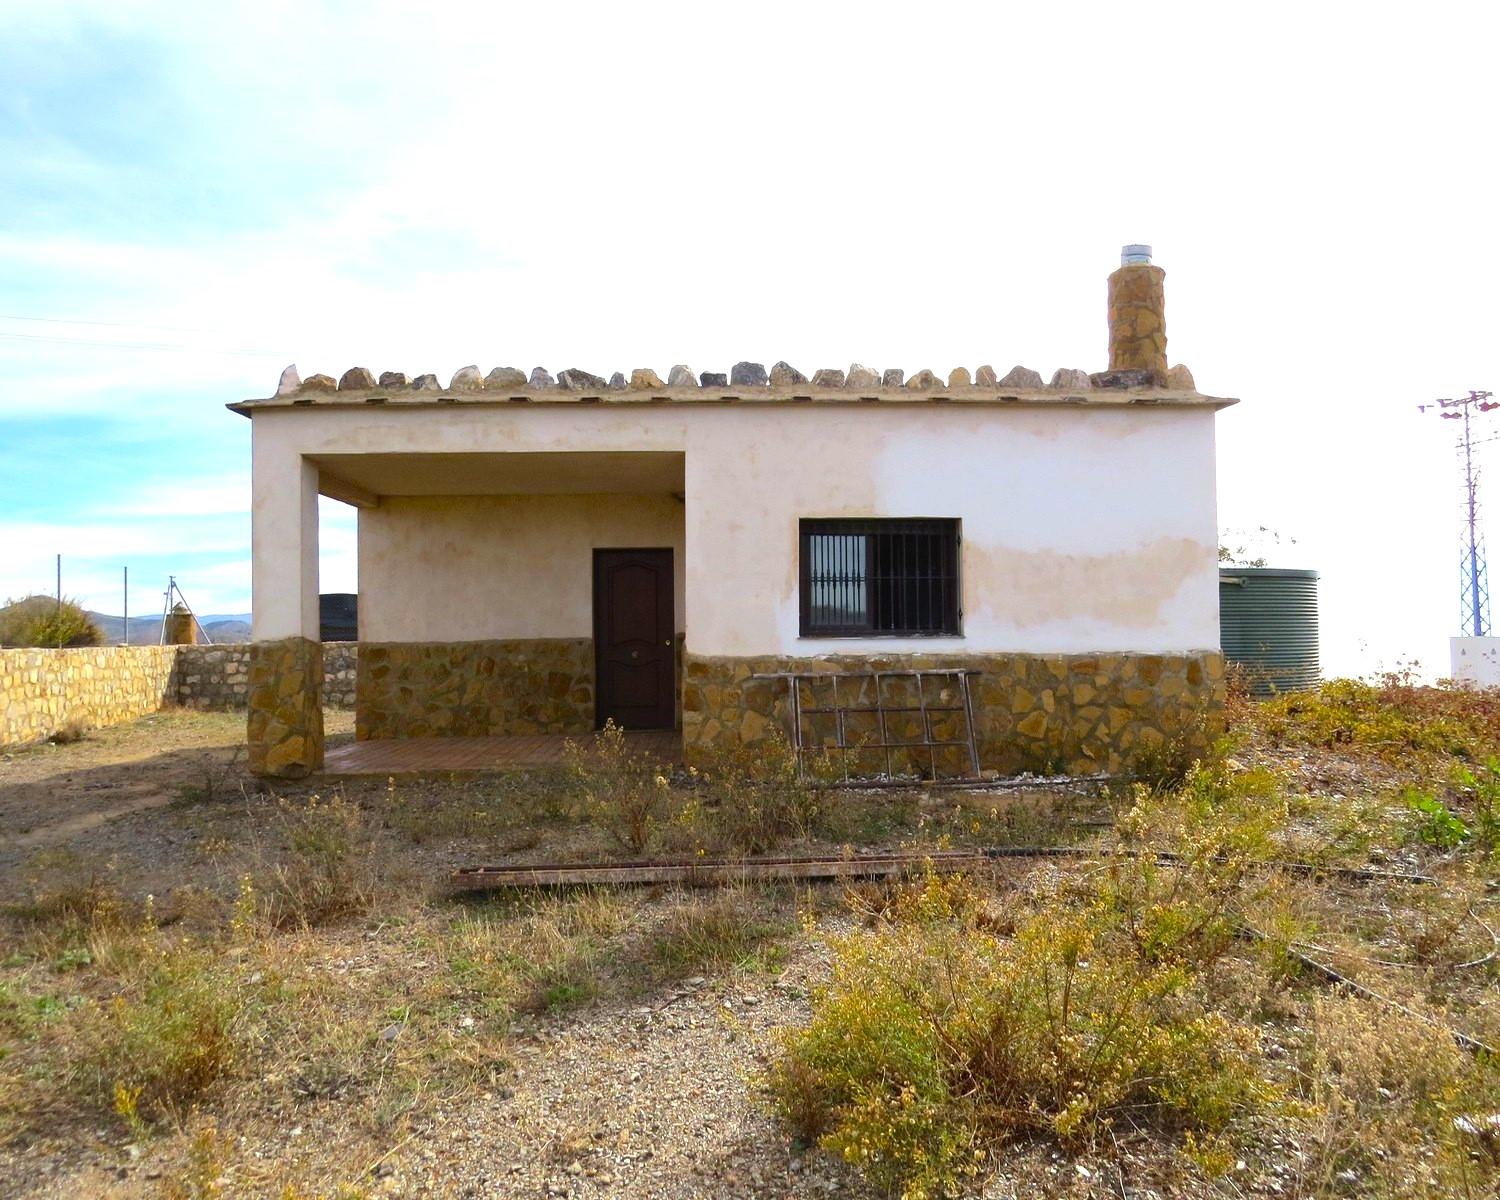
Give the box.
[249,442,687,778]
[323,729,683,778]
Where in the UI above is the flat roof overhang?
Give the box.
[310,450,685,507]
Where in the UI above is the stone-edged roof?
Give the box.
[230,361,1236,415]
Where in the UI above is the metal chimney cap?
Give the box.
[1121,244,1153,266]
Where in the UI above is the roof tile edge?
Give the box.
[228,385,1237,416]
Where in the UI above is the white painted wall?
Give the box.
[687,405,1220,656]
[249,402,1221,655]
[358,494,685,641]
[1450,636,1500,686]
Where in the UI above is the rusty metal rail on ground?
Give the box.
[450,848,1436,892]
[751,668,984,783]
[452,850,1010,890]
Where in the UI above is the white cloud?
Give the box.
[110,475,251,518]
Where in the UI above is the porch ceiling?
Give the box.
[310,450,685,498]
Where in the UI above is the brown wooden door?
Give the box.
[593,548,675,730]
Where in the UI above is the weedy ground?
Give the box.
[0,679,1497,1199]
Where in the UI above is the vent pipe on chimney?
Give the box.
[1107,244,1168,385]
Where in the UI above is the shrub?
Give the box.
[262,793,378,928]
[1110,768,1284,954]
[88,945,246,1125]
[1297,993,1497,1194]
[769,778,1286,1199]
[8,852,127,931]
[694,734,823,855]
[769,876,1272,1199]
[0,594,102,648]
[380,773,575,843]
[1254,676,1500,763]
[1404,788,1470,849]
[1126,704,1226,792]
[49,718,88,744]
[566,721,673,854]
[446,890,631,1015]
[162,1123,226,1200]
[1450,757,1500,852]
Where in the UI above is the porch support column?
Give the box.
[247,444,323,777]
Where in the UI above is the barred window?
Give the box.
[799,518,961,637]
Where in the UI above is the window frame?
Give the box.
[797,517,963,639]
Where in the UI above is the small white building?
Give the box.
[233,249,1234,778]
[1451,637,1500,686]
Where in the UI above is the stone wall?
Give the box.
[0,646,179,749]
[175,643,358,710]
[0,642,360,751]
[682,650,1224,777]
[322,643,358,707]
[356,639,594,739]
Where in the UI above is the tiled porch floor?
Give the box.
[322,730,682,776]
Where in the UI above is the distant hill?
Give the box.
[86,611,253,645]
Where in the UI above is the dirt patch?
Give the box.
[0,710,354,865]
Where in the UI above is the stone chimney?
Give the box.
[165,602,197,645]
[1107,244,1167,385]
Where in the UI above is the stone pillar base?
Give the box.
[248,637,324,778]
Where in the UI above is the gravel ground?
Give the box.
[8,709,1469,1200]
[1,714,879,1199]
[355,968,873,1199]
[4,922,879,1200]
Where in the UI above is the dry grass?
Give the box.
[0,845,805,1190]
[768,738,1500,1200]
[4,686,1500,1198]
[645,888,793,978]
[257,793,382,930]
[445,888,639,1015]
[1252,673,1500,768]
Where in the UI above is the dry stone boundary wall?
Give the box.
[0,643,358,750]
[175,643,357,710]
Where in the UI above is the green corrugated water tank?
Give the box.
[1219,567,1320,694]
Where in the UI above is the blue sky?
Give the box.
[2,2,1497,675]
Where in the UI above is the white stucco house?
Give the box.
[233,248,1233,778]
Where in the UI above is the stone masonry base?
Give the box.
[355,640,594,739]
[682,650,1224,776]
[248,637,324,778]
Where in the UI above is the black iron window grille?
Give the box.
[799,518,961,637]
